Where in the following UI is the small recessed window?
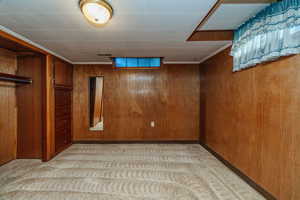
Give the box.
[114,57,161,68]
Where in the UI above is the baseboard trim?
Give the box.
[0,158,15,167]
[53,143,73,158]
[74,140,199,144]
[200,143,277,200]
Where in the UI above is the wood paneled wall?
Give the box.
[53,58,73,154]
[0,31,74,162]
[200,48,300,200]
[0,48,17,165]
[44,55,56,161]
[54,58,73,86]
[43,56,73,161]
[73,64,200,142]
[16,55,44,159]
[54,87,72,152]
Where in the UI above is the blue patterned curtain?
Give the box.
[231,0,300,72]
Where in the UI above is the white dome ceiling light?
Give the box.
[80,0,113,26]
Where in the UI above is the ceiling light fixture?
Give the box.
[80,0,113,26]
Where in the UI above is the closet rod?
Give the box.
[0,73,32,84]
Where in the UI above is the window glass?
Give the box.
[115,57,161,68]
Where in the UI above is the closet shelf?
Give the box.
[0,72,32,84]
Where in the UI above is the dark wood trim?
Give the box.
[0,159,15,167]
[0,30,48,54]
[53,142,72,157]
[200,142,277,200]
[186,0,276,41]
[41,56,47,162]
[223,0,276,3]
[188,30,234,41]
[187,0,223,41]
[54,84,73,90]
[74,140,199,144]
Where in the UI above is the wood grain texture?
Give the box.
[16,56,44,159]
[0,48,17,165]
[0,34,34,53]
[0,30,48,55]
[200,47,300,200]
[53,58,73,155]
[43,55,73,161]
[188,30,233,41]
[43,55,55,161]
[0,31,74,162]
[73,64,200,142]
[54,58,73,87]
[54,87,72,153]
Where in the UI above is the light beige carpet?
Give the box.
[0,144,265,200]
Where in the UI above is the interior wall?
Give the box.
[54,58,73,86]
[44,56,73,161]
[0,48,17,165]
[16,55,44,159]
[44,55,55,161]
[200,48,300,200]
[73,64,200,142]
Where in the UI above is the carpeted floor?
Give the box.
[0,144,265,200]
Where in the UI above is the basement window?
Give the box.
[114,57,161,68]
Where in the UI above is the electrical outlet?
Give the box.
[150,121,155,127]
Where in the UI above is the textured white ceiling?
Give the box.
[201,3,269,30]
[0,0,234,63]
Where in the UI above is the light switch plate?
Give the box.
[150,121,155,127]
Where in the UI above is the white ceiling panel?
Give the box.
[0,0,233,62]
[201,3,269,30]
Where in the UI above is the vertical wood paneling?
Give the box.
[73,64,200,142]
[53,58,73,155]
[44,55,55,161]
[0,48,17,165]
[54,58,73,86]
[16,56,43,159]
[200,48,300,200]
[55,87,72,152]
[44,55,73,161]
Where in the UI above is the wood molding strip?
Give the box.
[200,143,277,200]
[186,0,275,41]
[74,140,200,144]
[0,27,72,64]
[188,30,234,41]
[222,0,276,3]
[187,0,223,41]
[54,84,73,90]
[0,30,48,55]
